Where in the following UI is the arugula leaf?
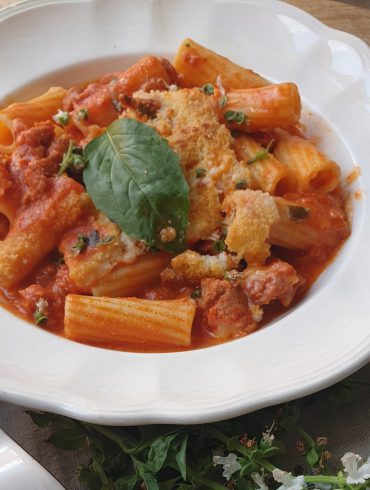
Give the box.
[83,119,189,253]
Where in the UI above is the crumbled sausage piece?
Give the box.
[199,278,257,339]
[242,260,302,307]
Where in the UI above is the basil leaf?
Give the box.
[83,119,189,253]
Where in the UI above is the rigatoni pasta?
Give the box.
[173,38,268,89]
[65,295,196,347]
[91,252,171,297]
[273,130,340,193]
[0,87,66,153]
[233,135,296,195]
[0,39,350,352]
[221,83,302,131]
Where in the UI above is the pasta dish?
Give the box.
[0,39,350,352]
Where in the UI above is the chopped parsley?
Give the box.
[195,167,207,178]
[288,205,310,221]
[219,95,228,109]
[58,141,88,176]
[190,287,202,299]
[201,84,214,95]
[235,179,248,190]
[71,231,115,255]
[247,139,275,165]
[71,234,88,255]
[224,110,246,125]
[212,239,226,253]
[112,98,123,113]
[78,108,89,121]
[53,109,70,127]
[33,299,48,325]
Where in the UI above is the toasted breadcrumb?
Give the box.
[222,189,279,265]
[171,250,237,283]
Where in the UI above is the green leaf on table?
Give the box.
[83,118,189,253]
[47,427,86,450]
[306,446,319,467]
[175,434,188,481]
[78,466,103,490]
[227,435,241,451]
[115,473,138,490]
[146,433,178,472]
[140,471,159,490]
[25,410,56,428]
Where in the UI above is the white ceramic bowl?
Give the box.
[0,0,369,425]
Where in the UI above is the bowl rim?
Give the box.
[0,0,369,425]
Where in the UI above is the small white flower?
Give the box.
[341,452,370,484]
[262,430,275,446]
[251,472,268,490]
[272,468,305,490]
[213,453,241,481]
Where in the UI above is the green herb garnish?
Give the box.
[288,205,310,221]
[219,95,228,108]
[78,108,89,121]
[83,119,189,254]
[200,84,214,95]
[212,239,226,253]
[190,287,201,299]
[113,99,123,112]
[53,109,70,127]
[58,141,88,176]
[33,299,48,325]
[247,139,274,164]
[71,234,88,255]
[235,179,248,190]
[87,230,115,247]
[224,110,246,125]
[195,167,207,178]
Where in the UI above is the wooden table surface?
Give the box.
[1,0,370,46]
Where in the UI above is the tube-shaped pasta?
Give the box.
[233,135,297,195]
[0,114,14,154]
[0,177,92,288]
[91,252,171,297]
[273,131,340,193]
[270,194,350,249]
[116,56,178,93]
[222,83,301,131]
[173,38,268,89]
[64,295,196,347]
[0,87,66,154]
